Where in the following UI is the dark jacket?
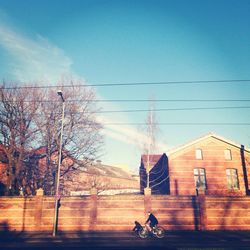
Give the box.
[146,213,158,226]
[133,221,142,232]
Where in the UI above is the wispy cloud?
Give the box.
[95,97,170,153]
[0,15,169,163]
[98,115,169,153]
[0,22,73,82]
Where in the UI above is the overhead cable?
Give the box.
[1,98,250,103]
[1,79,250,90]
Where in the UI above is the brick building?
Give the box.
[1,132,250,197]
[140,133,250,196]
[0,145,139,196]
[35,149,139,195]
[0,144,8,195]
[65,162,139,196]
[140,154,169,194]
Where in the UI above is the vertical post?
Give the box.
[144,187,152,217]
[241,145,249,195]
[89,187,98,231]
[147,154,150,188]
[197,189,207,231]
[53,91,65,236]
[34,188,44,231]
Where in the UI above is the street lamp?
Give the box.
[52,90,65,236]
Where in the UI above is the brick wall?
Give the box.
[0,196,36,231]
[151,196,200,230]
[205,196,250,230]
[169,137,250,196]
[41,195,145,231]
[0,194,145,232]
[1,192,250,232]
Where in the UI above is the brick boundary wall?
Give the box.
[1,190,250,232]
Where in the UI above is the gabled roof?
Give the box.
[91,164,134,180]
[32,146,47,155]
[167,132,250,156]
[141,154,162,165]
[75,161,136,180]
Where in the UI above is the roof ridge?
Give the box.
[167,132,250,155]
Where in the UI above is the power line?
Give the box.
[73,99,250,103]
[93,106,250,113]
[2,79,250,90]
[101,122,250,126]
[1,102,250,113]
[1,98,250,103]
[25,106,250,115]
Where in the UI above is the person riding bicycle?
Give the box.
[145,211,158,233]
[133,221,143,234]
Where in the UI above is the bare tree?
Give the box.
[35,78,103,195]
[139,100,169,194]
[0,79,103,196]
[141,99,159,188]
[0,83,41,195]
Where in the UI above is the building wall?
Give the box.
[169,137,250,196]
[0,145,8,189]
[0,162,7,191]
[37,155,139,195]
[0,162,7,182]
[140,154,169,194]
[62,172,139,196]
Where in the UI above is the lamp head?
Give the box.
[57,90,65,102]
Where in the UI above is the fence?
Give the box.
[1,189,250,232]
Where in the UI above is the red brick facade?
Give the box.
[168,134,250,196]
[0,145,8,192]
[139,133,250,197]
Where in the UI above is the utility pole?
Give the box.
[52,90,65,237]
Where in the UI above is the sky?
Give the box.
[0,0,250,173]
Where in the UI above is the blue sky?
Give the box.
[0,0,250,172]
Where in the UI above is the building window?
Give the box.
[195,149,203,160]
[226,169,239,190]
[224,149,232,160]
[194,168,206,189]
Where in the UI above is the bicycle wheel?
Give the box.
[155,226,165,238]
[138,227,149,239]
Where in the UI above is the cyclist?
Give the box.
[133,221,142,234]
[145,211,158,233]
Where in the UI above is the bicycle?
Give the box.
[138,224,165,239]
